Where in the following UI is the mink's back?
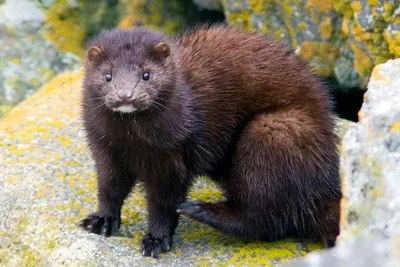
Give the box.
[176,25,336,140]
[177,25,331,112]
[176,25,339,198]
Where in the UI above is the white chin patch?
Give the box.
[112,105,136,113]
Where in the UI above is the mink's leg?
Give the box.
[178,111,341,245]
[79,143,135,237]
[140,167,190,258]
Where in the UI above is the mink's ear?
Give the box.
[152,42,171,58]
[86,46,103,62]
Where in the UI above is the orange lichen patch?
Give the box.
[390,122,400,132]
[306,0,335,12]
[369,64,390,84]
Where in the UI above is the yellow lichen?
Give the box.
[350,42,373,87]
[298,21,307,31]
[298,41,339,76]
[306,0,335,12]
[390,122,400,132]
[249,0,265,14]
[350,1,362,13]
[43,2,85,56]
[319,17,333,39]
[341,16,350,36]
[367,0,379,6]
[383,30,400,57]
[57,136,72,146]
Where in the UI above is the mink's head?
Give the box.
[83,28,178,114]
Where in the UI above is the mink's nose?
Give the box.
[116,90,134,103]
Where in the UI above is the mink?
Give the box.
[79,24,341,257]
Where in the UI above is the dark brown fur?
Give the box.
[79,24,341,257]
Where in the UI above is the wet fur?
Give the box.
[80,24,341,257]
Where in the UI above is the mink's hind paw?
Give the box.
[177,201,217,223]
[140,233,172,258]
[79,212,121,237]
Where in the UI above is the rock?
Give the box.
[284,58,400,266]
[0,69,335,266]
[193,0,223,10]
[118,0,225,35]
[0,0,79,114]
[220,0,400,90]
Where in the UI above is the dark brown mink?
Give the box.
[79,23,341,257]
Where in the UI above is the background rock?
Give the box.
[220,0,400,90]
[285,58,400,266]
[0,0,79,115]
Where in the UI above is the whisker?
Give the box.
[91,102,106,112]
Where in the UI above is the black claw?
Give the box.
[140,233,172,258]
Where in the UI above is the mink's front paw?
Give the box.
[140,233,172,258]
[79,212,121,236]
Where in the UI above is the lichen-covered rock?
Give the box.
[0,0,79,114]
[285,58,400,266]
[194,0,223,10]
[220,0,400,89]
[41,0,123,56]
[118,0,225,35]
[0,70,328,267]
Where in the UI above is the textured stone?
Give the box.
[284,58,400,266]
[0,70,339,267]
[220,0,400,89]
[0,0,79,114]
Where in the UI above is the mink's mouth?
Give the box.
[112,105,137,113]
[105,92,151,114]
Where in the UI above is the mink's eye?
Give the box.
[105,73,112,82]
[142,71,150,81]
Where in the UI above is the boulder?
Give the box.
[0,69,341,266]
[285,58,400,266]
[219,0,400,90]
[0,0,79,113]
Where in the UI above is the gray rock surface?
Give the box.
[0,0,79,109]
[285,58,400,266]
